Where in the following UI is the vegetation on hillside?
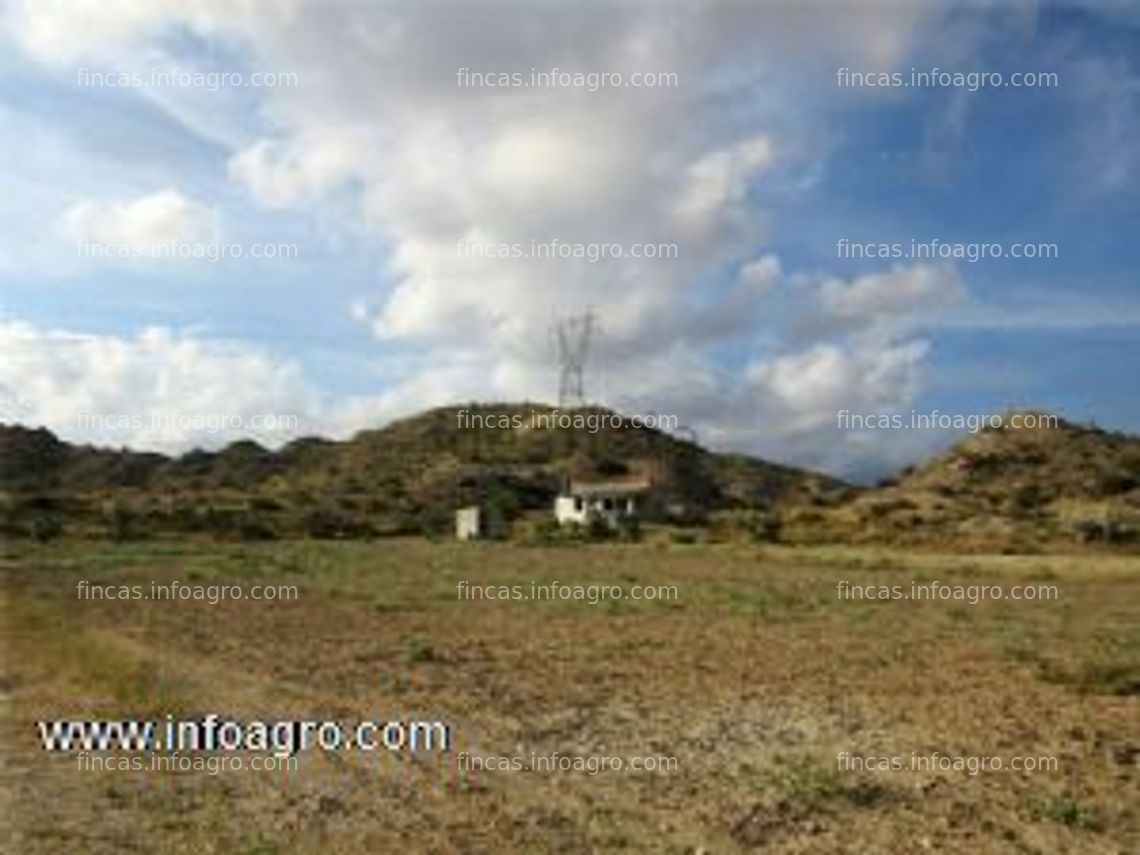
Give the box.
[3,407,1138,550]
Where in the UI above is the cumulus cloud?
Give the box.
[4,0,975,475]
[738,254,781,291]
[60,188,217,251]
[4,0,288,65]
[750,340,929,431]
[818,263,965,332]
[228,136,362,209]
[0,320,321,452]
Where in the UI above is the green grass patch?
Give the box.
[1031,794,1101,830]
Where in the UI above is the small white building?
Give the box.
[455,506,482,540]
[553,479,649,528]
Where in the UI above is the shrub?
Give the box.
[22,495,59,512]
[1010,483,1047,511]
[1072,519,1104,543]
[406,638,438,663]
[1034,795,1100,830]
[31,514,63,543]
[764,755,886,815]
[237,515,278,541]
[248,495,284,512]
[305,508,376,540]
[522,516,576,547]
[413,506,453,539]
[749,511,782,543]
[1096,473,1138,495]
[109,507,144,542]
[586,515,613,541]
[484,485,522,522]
[617,517,641,543]
[533,516,562,540]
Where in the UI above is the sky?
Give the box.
[0,0,1137,481]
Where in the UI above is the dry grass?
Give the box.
[2,539,1137,853]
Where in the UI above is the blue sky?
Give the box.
[0,0,1137,478]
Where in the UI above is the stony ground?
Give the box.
[2,539,1137,853]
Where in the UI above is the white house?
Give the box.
[553,479,649,528]
[455,506,482,540]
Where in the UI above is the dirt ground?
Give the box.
[2,539,1137,853]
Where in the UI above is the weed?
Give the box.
[765,755,885,815]
[407,637,438,664]
[1033,794,1100,830]
[1038,659,1140,696]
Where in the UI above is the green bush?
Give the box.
[1010,484,1048,512]
[485,485,522,522]
[32,514,63,543]
[237,514,278,541]
[406,637,438,664]
[586,515,613,541]
[1034,794,1099,829]
[522,516,576,547]
[748,511,782,543]
[109,507,144,542]
[617,517,642,543]
[304,507,376,540]
[414,506,453,539]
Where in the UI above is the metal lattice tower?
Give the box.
[552,310,594,408]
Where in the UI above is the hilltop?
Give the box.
[5,406,1138,549]
[787,414,1140,549]
[0,403,845,540]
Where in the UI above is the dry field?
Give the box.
[1,538,1137,853]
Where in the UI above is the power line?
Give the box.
[552,310,594,408]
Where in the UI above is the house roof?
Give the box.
[566,479,650,497]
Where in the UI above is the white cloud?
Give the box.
[3,0,978,476]
[60,188,217,250]
[673,135,777,227]
[748,339,929,433]
[5,0,169,63]
[228,136,362,210]
[818,263,965,331]
[739,254,781,290]
[4,0,292,65]
[0,320,320,452]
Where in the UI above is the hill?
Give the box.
[6,406,1139,549]
[0,403,845,540]
[787,414,1140,549]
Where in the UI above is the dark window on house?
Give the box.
[574,497,583,512]
[603,497,614,511]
